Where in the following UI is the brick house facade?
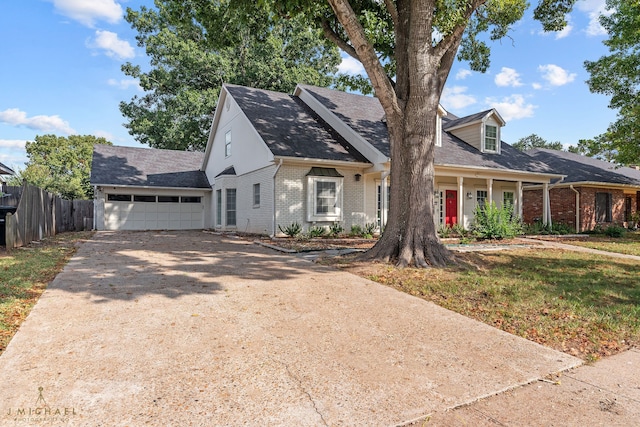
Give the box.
[524,149,640,232]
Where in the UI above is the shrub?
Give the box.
[278,222,302,237]
[438,225,454,238]
[308,226,326,238]
[328,222,344,237]
[604,224,626,238]
[364,222,377,237]
[471,201,523,240]
[524,220,574,235]
[350,224,363,237]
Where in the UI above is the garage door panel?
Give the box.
[104,197,204,231]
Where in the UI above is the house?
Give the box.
[0,161,15,185]
[523,148,640,232]
[91,145,211,230]
[91,83,563,233]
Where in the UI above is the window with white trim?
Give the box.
[253,183,260,207]
[477,190,488,209]
[226,188,236,226]
[503,191,514,207]
[307,177,343,221]
[224,130,231,157]
[484,124,497,152]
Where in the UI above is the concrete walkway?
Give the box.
[0,231,581,426]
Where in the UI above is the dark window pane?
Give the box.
[107,194,132,202]
[158,196,180,203]
[134,195,156,202]
[181,196,201,203]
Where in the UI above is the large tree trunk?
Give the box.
[327,0,469,267]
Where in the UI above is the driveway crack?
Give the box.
[271,356,328,426]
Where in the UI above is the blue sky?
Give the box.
[1,0,616,171]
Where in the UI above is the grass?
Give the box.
[334,248,640,361]
[0,231,93,355]
[563,231,640,257]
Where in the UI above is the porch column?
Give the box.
[542,182,549,225]
[486,178,494,204]
[516,181,523,218]
[457,176,464,226]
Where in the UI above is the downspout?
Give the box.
[272,159,283,237]
[93,185,98,231]
[570,185,580,233]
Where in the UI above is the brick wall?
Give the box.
[523,185,638,231]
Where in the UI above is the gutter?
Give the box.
[272,159,283,237]
[570,185,580,233]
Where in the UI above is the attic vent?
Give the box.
[306,167,343,177]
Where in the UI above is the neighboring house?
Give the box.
[523,148,640,232]
[0,161,15,185]
[204,84,562,235]
[91,145,211,230]
[90,84,563,234]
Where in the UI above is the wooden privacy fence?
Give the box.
[4,183,93,249]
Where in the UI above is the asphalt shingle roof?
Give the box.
[527,148,640,186]
[0,161,15,176]
[224,84,369,163]
[90,144,210,189]
[299,84,555,175]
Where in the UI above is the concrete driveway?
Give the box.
[0,231,580,426]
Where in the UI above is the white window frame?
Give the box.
[225,188,236,226]
[224,130,232,158]
[503,191,514,208]
[484,124,498,153]
[307,176,343,222]
[476,189,488,209]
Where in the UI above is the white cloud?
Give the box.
[0,139,27,150]
[495,67,523,87]
[108,78,142,91]
[455,69,472,80]
[89,30,135,60]
[338,55,365,75]
[577,0,610,36]
[532,82,543,90]
[49,0,123,27]
[441,86,477,110]
[486,95,536,121]
[0,108,76,135]
[555,23,573,39]
[538,64,576,86]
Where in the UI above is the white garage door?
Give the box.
[104,194,204,230]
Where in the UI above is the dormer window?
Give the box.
[484,125,498,152]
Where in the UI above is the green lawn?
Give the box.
[336,247,640,361]
[563,231,640,256]
[0,231,93,355]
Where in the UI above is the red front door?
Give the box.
[445,190,457,227]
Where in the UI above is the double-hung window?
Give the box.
[306,168,343,222]
[477,190,488,210]
[484,125,498,152]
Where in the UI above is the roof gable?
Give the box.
[442,109,505,131]
[90,144,210,189]
[527,149,640,186]
[222,84,368,164]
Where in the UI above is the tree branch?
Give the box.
[326,0,400,119]
[383,0,398,29]
[321,18,358,60]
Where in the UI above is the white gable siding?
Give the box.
[274,164,370,235]
[204,93,274,181]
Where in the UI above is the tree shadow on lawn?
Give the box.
[49,230,316,302]
[476,251,640,309]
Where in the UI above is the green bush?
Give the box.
[604,224,626,238]
[364,222,377,236]
[471,201,523,240]
[350,224,363,237]
[278,222,302,237]
[524,220,575,235]
[328,222,344,237]
[308,226,326,238]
